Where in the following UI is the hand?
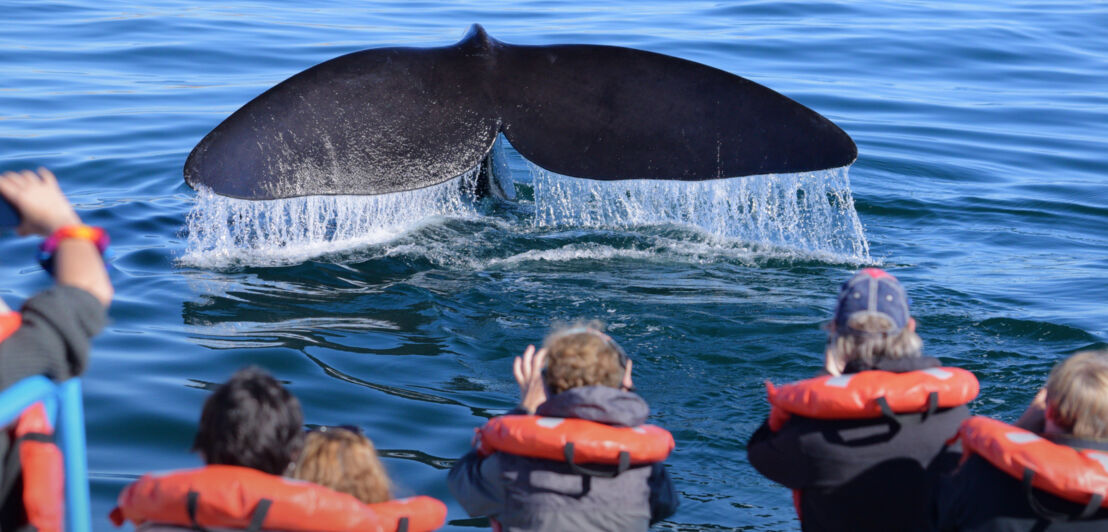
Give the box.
[0,168,81,236]
[1014,387,1047,432]
[513,345,547,414]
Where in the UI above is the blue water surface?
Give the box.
[1,1,1106,530]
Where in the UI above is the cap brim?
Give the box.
[0,198,20,228]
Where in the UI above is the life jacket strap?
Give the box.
[246,498,272,532]
[925,391,939,418]
[397,516,410,532]
[14,431,54,444]
[185,490,272,532]
[875,397,896,419]
[562,442,631,478]
[1022,468,1105,521]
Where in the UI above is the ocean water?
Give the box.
[2,1,1106,530]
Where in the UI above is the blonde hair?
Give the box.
[542,322,625,395]
[292,428,392,504]
[827,314,923,368]
[1046,350,1108,441]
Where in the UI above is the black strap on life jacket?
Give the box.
[13,433,53,445]
[562,442,631,478]
[1022,468,1105,521]
[186,491,272,532]
[397,516,410,532]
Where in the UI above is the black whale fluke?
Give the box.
[185,24,857,200]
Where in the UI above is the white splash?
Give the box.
[180,167,482,268]
[530,166,871,262]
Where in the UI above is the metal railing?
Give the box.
[0,376,90,532]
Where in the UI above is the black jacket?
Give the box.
[747,356,970,532]
[935,435,1108,531]
[448,386,679,531]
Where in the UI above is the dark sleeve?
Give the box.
[447,449,506,518]
[746,419,810,489]
[0,286,107,391]
[647,462,679,524]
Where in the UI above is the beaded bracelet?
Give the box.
[38,225,110,275]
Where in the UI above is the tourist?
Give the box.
[747,268,976,531]
[448,324,679,531]
[0,167,112,530]
[935,350,1108,530]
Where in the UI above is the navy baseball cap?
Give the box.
[0,197,18,228]
[833,268,911,335]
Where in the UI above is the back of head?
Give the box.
[828,268,922,368]
[1046,350,1108,441]
[293,428,392,504]
[542,323,626,396]
[192,366,303,475]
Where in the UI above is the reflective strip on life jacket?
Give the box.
[766,367,979,430]
[959,416,1108,517]
[109,465,446,532]
[476,415,674,477]
[15,402,64,532]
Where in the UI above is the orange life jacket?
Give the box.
[958,416,1108,519]
[765,367,979,430]
[109,465,447,532]
[2,312,65,532]
[476,415,674,477]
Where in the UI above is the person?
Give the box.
[448,324,679,531]
[292,425,392,504]
[111,367,447,532]
[935,350,1108,531]
[747,268,977,532]
[0,168,112,530]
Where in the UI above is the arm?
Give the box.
[0,286,106,389]
[746,419,811,489]
[0,168,112,307]
[447,449,507,518]
[647,462,679,524]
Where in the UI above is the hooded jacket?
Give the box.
[448,386,678,531]
[747,356,970,532]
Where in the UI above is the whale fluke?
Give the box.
[185,24,856,200]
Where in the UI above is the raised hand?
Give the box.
[513,345,548,414]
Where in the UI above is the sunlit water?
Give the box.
[1,2,1106,530]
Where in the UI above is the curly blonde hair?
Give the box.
[292,428,392,504]
[542,323,625,395]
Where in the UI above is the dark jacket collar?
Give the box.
[844,355,941,374]
[536,386,649,427]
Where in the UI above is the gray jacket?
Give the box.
[448,386,679,531]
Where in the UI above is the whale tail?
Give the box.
[184,24,856,200]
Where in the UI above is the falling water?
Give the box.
[182,159,870,267]
[181,166,483,267]
[530,165,871,262]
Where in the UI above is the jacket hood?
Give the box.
[536,386,649,427]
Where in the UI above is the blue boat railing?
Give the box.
[0,376,91,532]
